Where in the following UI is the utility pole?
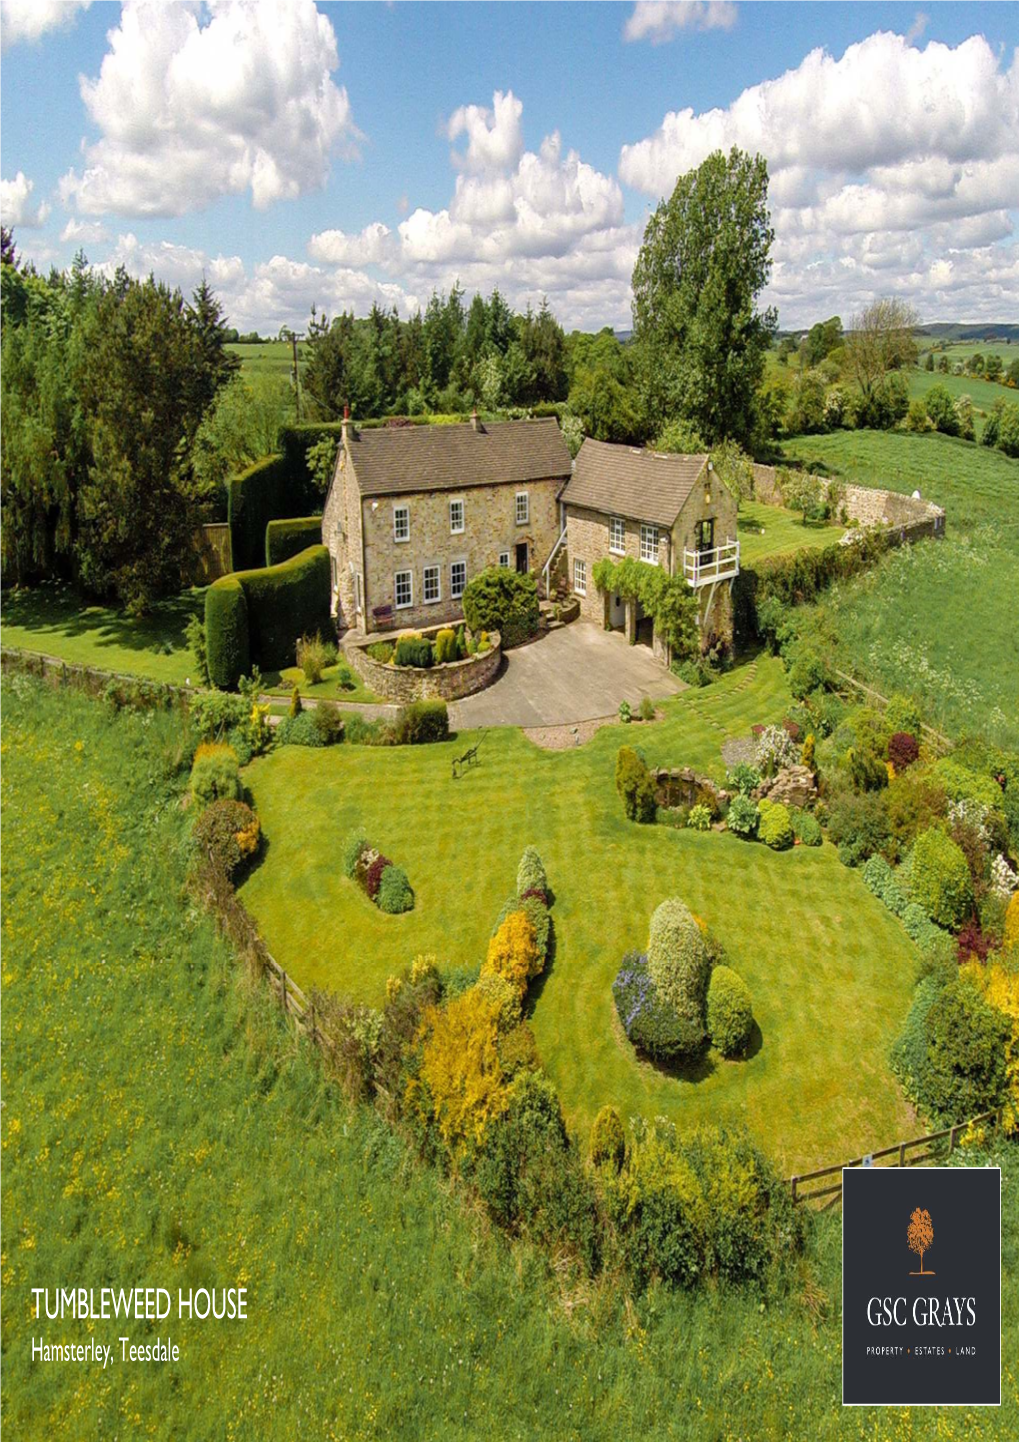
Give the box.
[289,329,303,422]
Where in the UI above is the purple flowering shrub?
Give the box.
[612,951,706,1064]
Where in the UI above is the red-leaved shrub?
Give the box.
[888,731,920,773]
[956,917,993,965]
[365,853,392,899]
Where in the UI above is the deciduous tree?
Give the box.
[632,147,776,447]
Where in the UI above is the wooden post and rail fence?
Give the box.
[787,1109,1002,1209]
[830,667,953,754]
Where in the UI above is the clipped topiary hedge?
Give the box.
[265,516,323,567]
[205,545,331,688]
[462,566,539,649]
[204,576,250,691]
[646,898,710,1028]
[227,454,289,571]
[278,422,345,485]
[707,966,754,1057]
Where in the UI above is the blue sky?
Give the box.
[1,1,1017,332]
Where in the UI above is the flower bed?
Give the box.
[345,623,501,703]
[342,831,414,914]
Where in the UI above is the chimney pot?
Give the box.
[470,408,481,432]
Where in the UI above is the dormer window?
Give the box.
[393,505,410,543]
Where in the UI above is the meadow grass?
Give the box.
[781,428,1019,746]
[2,676,1016,1441]
[241,654,919,1175]
[738,500,846,563]
[904,365,1016,439]
[226,338,308,379]
[0,582,205,685]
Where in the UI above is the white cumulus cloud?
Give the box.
[624,2,737,45]
[619,31,1020,324]
[59,0,359,217]
[1,171,51,227]
[0,0,91,49]
[447,90,524,173]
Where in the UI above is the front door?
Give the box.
[515,541,529,574]
[695,518,715,553]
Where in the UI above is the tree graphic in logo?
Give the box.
[907,1207,935,1275]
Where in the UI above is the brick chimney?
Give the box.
[470,408,484,433]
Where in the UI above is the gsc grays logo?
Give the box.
[842,1166,1000,1406]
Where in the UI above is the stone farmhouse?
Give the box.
[321,418,739,666]
[322,415,572,634]
[554,439,739,664]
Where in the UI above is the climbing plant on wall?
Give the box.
[591,557,700,660]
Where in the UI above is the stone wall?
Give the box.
[358,475,562,634]
[322,442,366,628]
[345,624,503,702]
[751,464,946,541]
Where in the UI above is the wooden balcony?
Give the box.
[682,539,740,587]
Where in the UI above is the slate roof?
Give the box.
[344,418,572,498]
[562,439,709,528]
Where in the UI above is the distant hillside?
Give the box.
[774,321,1018,346]
[915,321,1018,343]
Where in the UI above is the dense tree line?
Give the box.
[1,239,237,606]
[303,288,571,420]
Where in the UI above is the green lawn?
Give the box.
[738,500,846,564]
[5,674,1015,1440]
[0,582,205,685]
[265,661,382,706]
[241,654,918,1176]
[782,428,1019,746]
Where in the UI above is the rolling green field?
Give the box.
[225,338,307,378]
[0,583,205,685]
[738,500,846,563]
[782,428,1019,746]
[919,339,1018,367]
[241,654,918,1176]
[4,675,1016,1440]
[904,365,1013,439]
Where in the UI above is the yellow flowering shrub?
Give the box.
[1004,891,1019,952]
[410,954,439,985]
[411,988,510,1148]
[961,960,1019,1133]
[482,911,540,998]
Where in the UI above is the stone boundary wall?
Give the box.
[345,624,502,703]
[751,464,945,542]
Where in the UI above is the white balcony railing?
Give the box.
[683,539,740,587]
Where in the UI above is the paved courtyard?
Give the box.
[449,621,684,729]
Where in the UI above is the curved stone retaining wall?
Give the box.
[345,625,502,703]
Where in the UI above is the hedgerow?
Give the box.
[205,545,331,687]
[265,516,322,567]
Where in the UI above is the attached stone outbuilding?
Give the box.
[559,440,739,664]
[322,415,572,635]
